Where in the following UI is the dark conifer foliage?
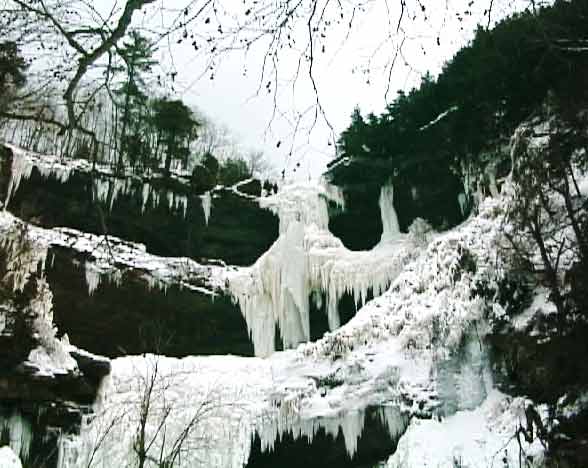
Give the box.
[337,0,588,188]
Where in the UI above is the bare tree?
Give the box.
[0,0,526,159]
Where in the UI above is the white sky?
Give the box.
[100,0,537,179]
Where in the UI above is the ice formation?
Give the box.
[85,262,102,296]
[6,122,577,466]
[379,181,400,241]
[201,191,212,225]
[55,177,557,468]
[228,181,413,356]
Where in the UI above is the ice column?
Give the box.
[379,181,400,241]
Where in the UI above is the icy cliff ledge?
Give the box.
[0,210,233,298]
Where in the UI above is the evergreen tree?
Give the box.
[151,98,199,173]
[113,32,157,171]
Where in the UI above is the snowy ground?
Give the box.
[0,446,22,468]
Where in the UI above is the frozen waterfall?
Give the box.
[379,181,400,241]
[228,183,412,356]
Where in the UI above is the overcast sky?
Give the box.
[103,0,536,180]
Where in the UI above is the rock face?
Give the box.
[0,145,279,266]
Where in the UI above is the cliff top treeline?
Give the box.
[335,0,588,187]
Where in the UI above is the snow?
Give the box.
[385,390,546,468]
[0,446,23,468]
[419,106,459,131]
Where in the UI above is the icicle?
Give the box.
[94,178,109,204]
[5,154,34,207]
[379,181,400,241]
[458,193,467,217]
[0,413,32,463]
[175,195,188,218]
[201,191,212,225]
[84,263,101,296]
[141,183,151,213]
[340,411,365,458]
[320,178,345,210]
[486,162,500,197]
[377,405,409,441]
[109,178,126,211]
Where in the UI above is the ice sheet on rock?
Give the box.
[385,390,546,468]
[229,182,413,356]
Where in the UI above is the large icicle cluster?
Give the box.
[228,181,415,356]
